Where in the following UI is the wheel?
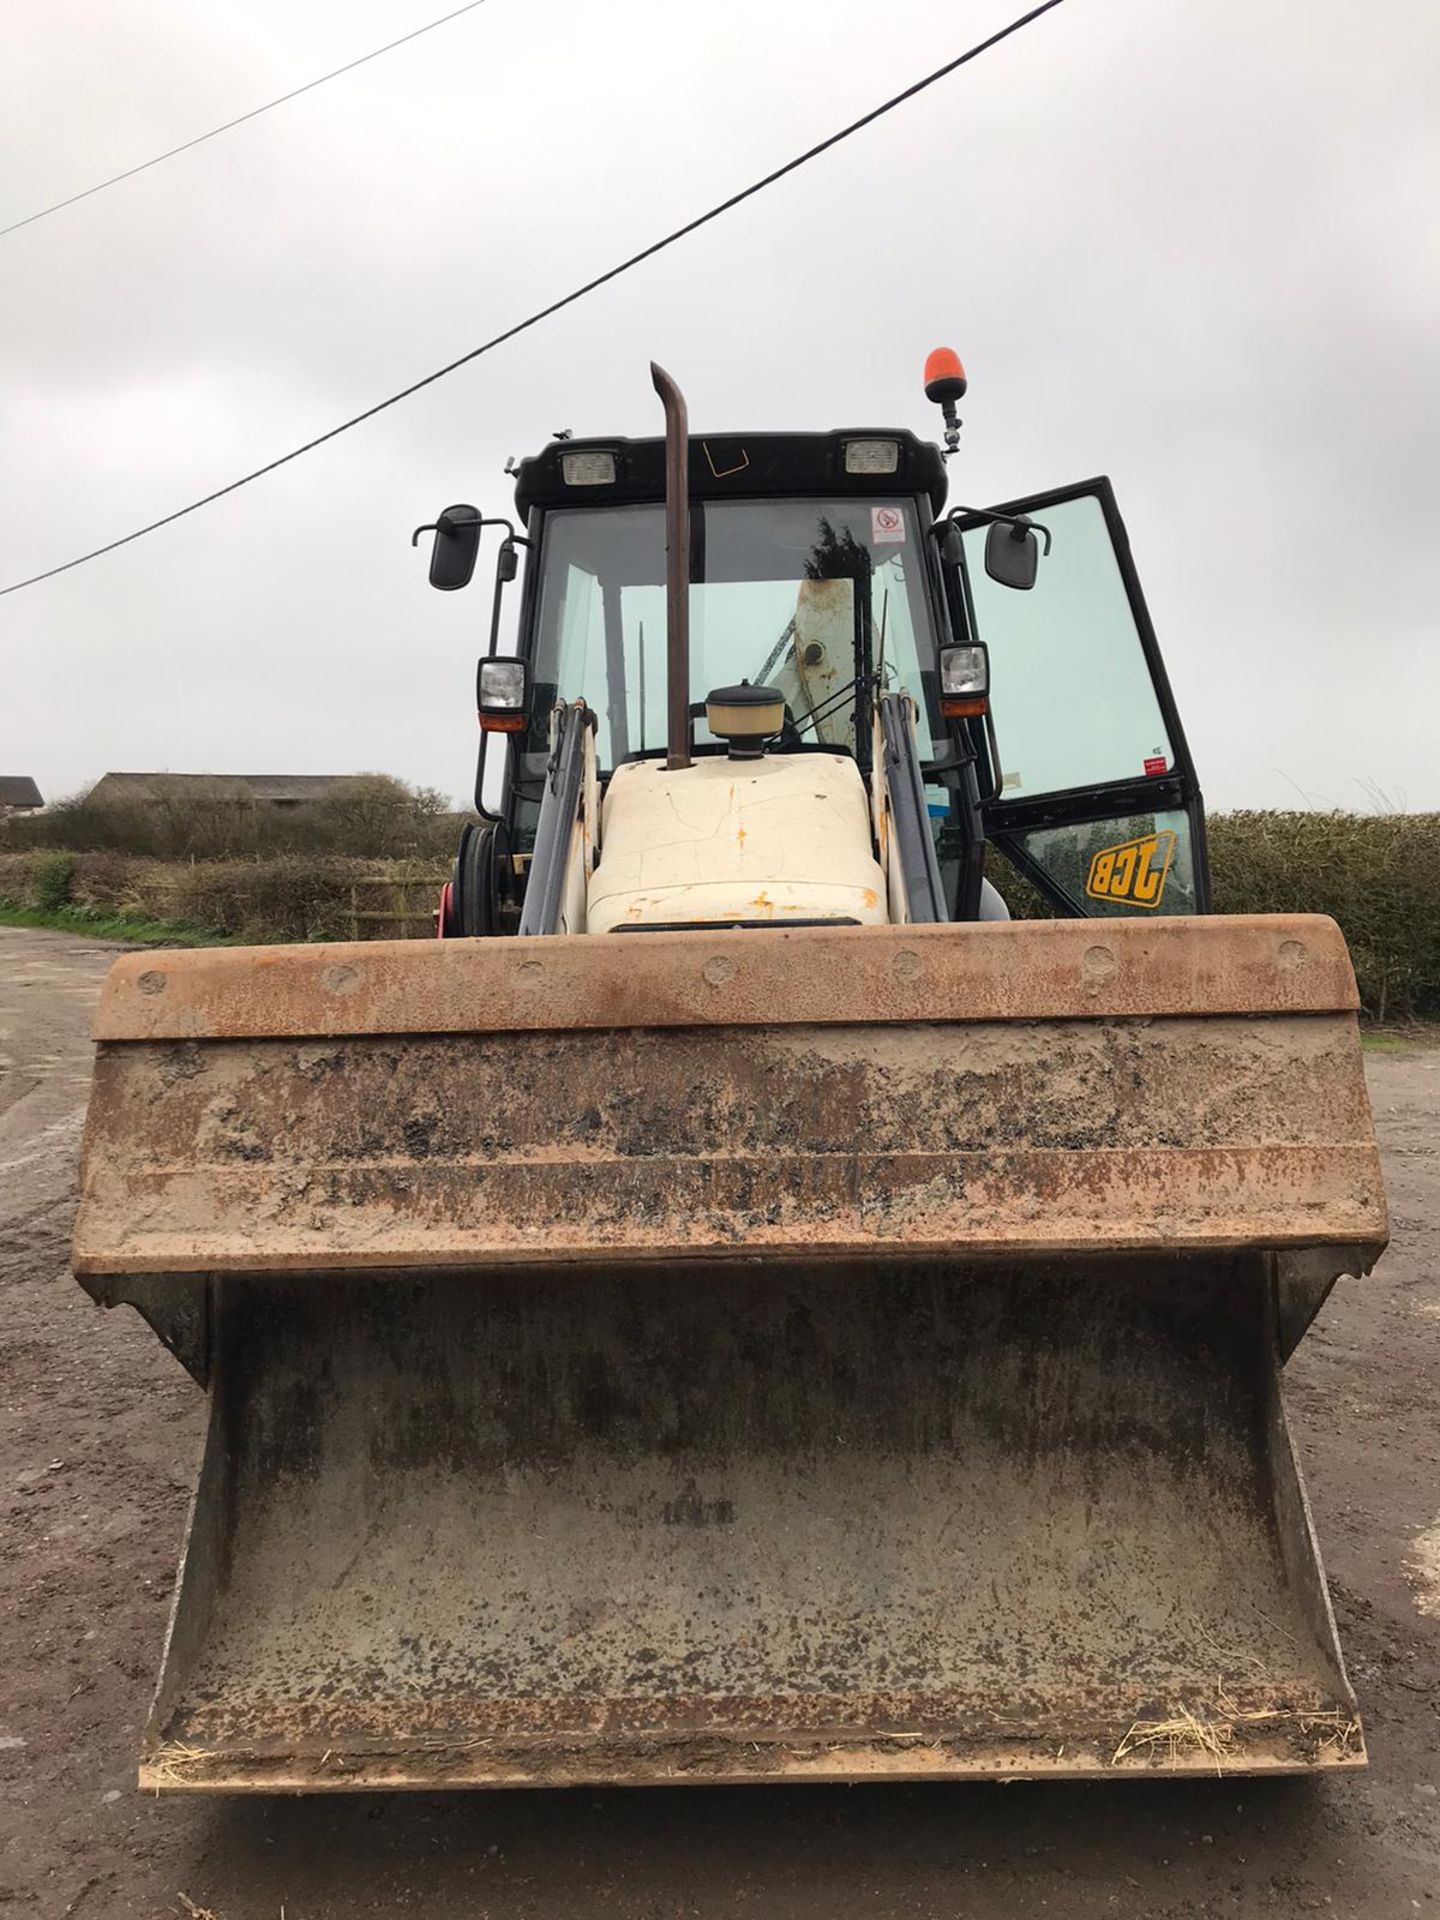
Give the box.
[450,821,512,937]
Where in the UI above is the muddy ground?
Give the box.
[2,923,1436,1919]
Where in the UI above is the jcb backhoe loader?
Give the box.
[74,354,1387,1790]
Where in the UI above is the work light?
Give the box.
[560,450,617,486]
[843,439,899,475]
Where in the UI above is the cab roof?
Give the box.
[512,429,948,523]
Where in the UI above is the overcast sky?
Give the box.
[4,0,1438,812]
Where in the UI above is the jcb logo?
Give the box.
[1085,830,1176,909]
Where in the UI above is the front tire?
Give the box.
[448,820,512,937]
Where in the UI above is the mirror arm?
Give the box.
[473,531,536,827]
[412,513,523,549]
[938,506,1052,554]
[486,540,525,656]
[1018,516,1052,557]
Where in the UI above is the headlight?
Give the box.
[939,643,988,717]
[477,655,530,732]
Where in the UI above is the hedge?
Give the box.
[0,851,444,945]
[1205,811,1440,1020]
[0,774,459,862]
[2,811,1436,1017]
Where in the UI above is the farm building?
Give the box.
[0,776,44,814]
[84,772,351,811]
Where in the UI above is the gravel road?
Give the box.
[2,923,1436,1919]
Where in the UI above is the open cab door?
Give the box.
[953,477,1210,916]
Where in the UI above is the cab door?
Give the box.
[954,477,1209,917]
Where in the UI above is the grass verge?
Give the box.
[1361,1026,1439,1052]
[0,900,232,947]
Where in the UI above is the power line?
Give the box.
[0,0,1066,600]
[0,0,492,241]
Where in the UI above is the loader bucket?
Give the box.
[74,916,1386,1789]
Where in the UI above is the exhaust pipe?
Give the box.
[650,362,691,772]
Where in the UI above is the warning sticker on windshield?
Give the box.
[1085,829,1176,910]
[871,505,905,544]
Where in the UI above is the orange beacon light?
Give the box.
[924,347,967,454]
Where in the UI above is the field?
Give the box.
[1,923,1438,1918]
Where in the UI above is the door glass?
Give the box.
[1002,810,1199,917]
[963,494,1173,797]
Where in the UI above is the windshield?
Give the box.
[526,497,943,768]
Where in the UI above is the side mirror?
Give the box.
[984,518,1039,592]
[416,504,482,591]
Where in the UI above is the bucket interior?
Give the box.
[143,1256,1360,1788]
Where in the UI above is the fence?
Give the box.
[341,872,441,940]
